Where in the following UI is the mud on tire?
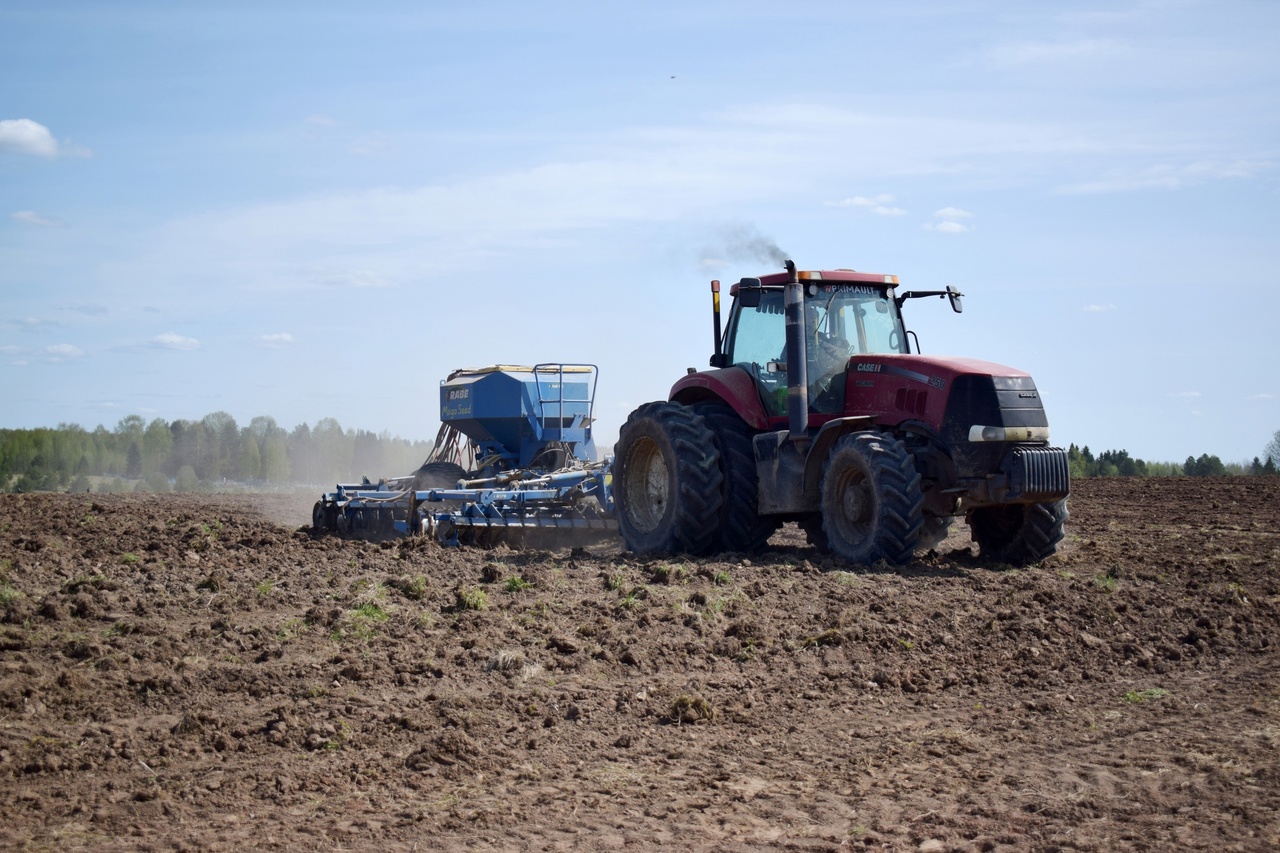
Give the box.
[818,431,923,565]
[613,401,724,556]
[692,401,779,553]
[969,499,1068,566]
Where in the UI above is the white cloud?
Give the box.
[150,332,200,350]
[308,267,393,289]
[257,332,295,347]
[0,345,22,355]
[1251,393,1277,400]
[924,206,974,234]
[305,114,337,126]
[351,132,390,155]
[985,38,1133,68]
[1056,159,1270,195]
[44,343,84,360]
[101,99,1264,300]
[827,194,907,216]
[924,220,970,234]
[1169,391,1201,399]
[1083,303,1117,313]
[14,316,55,330]
[0,118,59,157]
[0,118,90,158]
[11,210,66,227]
[68,303,108,316]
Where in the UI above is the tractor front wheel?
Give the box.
[818,432,923,565]
[613,402,724,556]
[969,500,1068,566]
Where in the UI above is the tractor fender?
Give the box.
[669,368,770,431]
[802,416,876,495]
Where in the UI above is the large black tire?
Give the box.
[818,432,923,565]
[613,401,724,556]
[692,401,780,553]
[969,499,1068,566]
[413,461,468,491]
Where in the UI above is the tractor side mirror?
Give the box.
[947,286,964,314]
[737,283,762,309]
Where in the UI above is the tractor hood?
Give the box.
[844,354,1031,387]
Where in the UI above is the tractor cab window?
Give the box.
[727,290,788,416]
[812,286,906,356]
[727,290,787,369]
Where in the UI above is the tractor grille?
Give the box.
[1007,445,1070,501]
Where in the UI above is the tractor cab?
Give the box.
[717,273,909,419]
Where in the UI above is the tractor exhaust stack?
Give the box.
[783,259,809,442]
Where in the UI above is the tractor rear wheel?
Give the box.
[969,500,1068,566]
[614,401,724,555]
[692,401,779,553]
[818,432,923,565]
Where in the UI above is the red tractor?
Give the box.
[613,261,1069,566]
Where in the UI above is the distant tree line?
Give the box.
[0,413,433,494]
[3,418,1277,493]
[1068,443,1277,479]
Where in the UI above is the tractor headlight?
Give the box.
[968,425,1051,442]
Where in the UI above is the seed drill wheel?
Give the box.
[818,431,923,565]
[413,461,468,491]
[613,401,724,556]
[968,500,1068,566]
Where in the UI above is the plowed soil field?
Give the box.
[2,477,1279,851]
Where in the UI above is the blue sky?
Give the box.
[2,0,1278,465]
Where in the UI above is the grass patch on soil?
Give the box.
[651,563,688,584]
[669,693,716,724]
[454,587,489,611]
[1093,571,1118,593]
[1124,687,1169,704]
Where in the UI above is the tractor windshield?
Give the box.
[727,285,906,416]
[811,284,907,356]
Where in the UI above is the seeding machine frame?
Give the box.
[311,363,615,546]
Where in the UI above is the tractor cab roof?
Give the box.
[730,269,899,295]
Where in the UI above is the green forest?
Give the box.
[0,415,1276,494]
[0,413,432,494]
[1066,444,1277,479]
